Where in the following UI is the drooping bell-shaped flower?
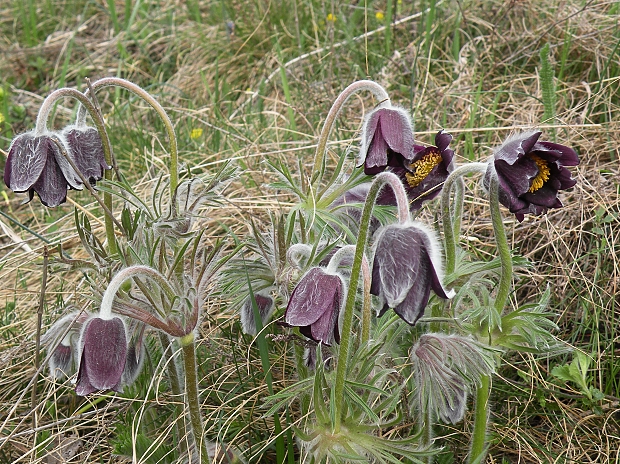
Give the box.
[485,131,579,222]
[76,316,128,396]
[62,125,109,185]
[371,222,453,325]
[284,267,344,346]
[49,337,75,380]
[240,292,275,336]
[3,131,82,206]
[357,106,416,175]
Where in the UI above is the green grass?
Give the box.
[0,0,619,462]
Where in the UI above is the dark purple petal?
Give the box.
[372,225,423,307]
[372,223,451,326]
[50,136,82,189]
[31,153,70,207]
[490,131,579,220]
[435,130,453,155]
[392,253,432,325]
[285,268,343,345]
[76,317,127,396]
[241,292,275,335]
[49,344,73,379]
[493,131,541,165]
[365,125,391,174]
[359,107,415,174]
[534,141,580,166]
[4,132,47,192]
[379,109,415,157]
[285,268,339,326]
[63,126,109,183]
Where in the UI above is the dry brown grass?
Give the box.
[0,0,619,462]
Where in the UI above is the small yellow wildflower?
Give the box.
[190,128,203,140]
[0,113,5,124]
[375,11,385,20]
[326,13,337,23]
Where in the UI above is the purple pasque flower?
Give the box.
[4,131,82,206]
[485,131,579,222]
[3,127,109,207]
[338,131,454,211]
[371,222,453,325]
[62,125,108,185]
[284,267,344,346]
[391,130,455,210]
[76,316,127,396]
[358,106,416,175]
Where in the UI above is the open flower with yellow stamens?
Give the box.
[484,131,579,222]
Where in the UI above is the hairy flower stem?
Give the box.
[469,374,491,463]
[100,265,177,320]
[36,87,118,254]
[469,172,511,464]
[180,334,210,464]
[311,80,390,189]
[77,77,179,197]
[158,332,189,460]
[333,172,409,433]
[325,246,372,345]
[440,162,488,274]
[488,171,513,314]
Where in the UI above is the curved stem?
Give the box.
[440,162,488,275]
[333,172,408,432]
[77,77,179,196]
[181,335,210,464]
[469,374,491,463]
[489,170,513,314]
[311,80,390,188]
[100,265,177,320]
[36,87,118,254]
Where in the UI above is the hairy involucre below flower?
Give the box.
[371,222,453,325]
[285,267,344,345]
[485,131,579,222]
[411,333,496,425]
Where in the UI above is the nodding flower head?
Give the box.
[3,128,109,207]
[358,106,415,175]
[62,125,109,185]
[284,267,344,346]
[41,311,90,380]
[343,130,455,211]
[76,316,127,396]
[240,292,275,336]
[371,222,453,326]
[485,131,579,222]
[4,132,80,206]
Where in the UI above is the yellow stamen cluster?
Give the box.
[528,154,551,193]
[405,150,442,188]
